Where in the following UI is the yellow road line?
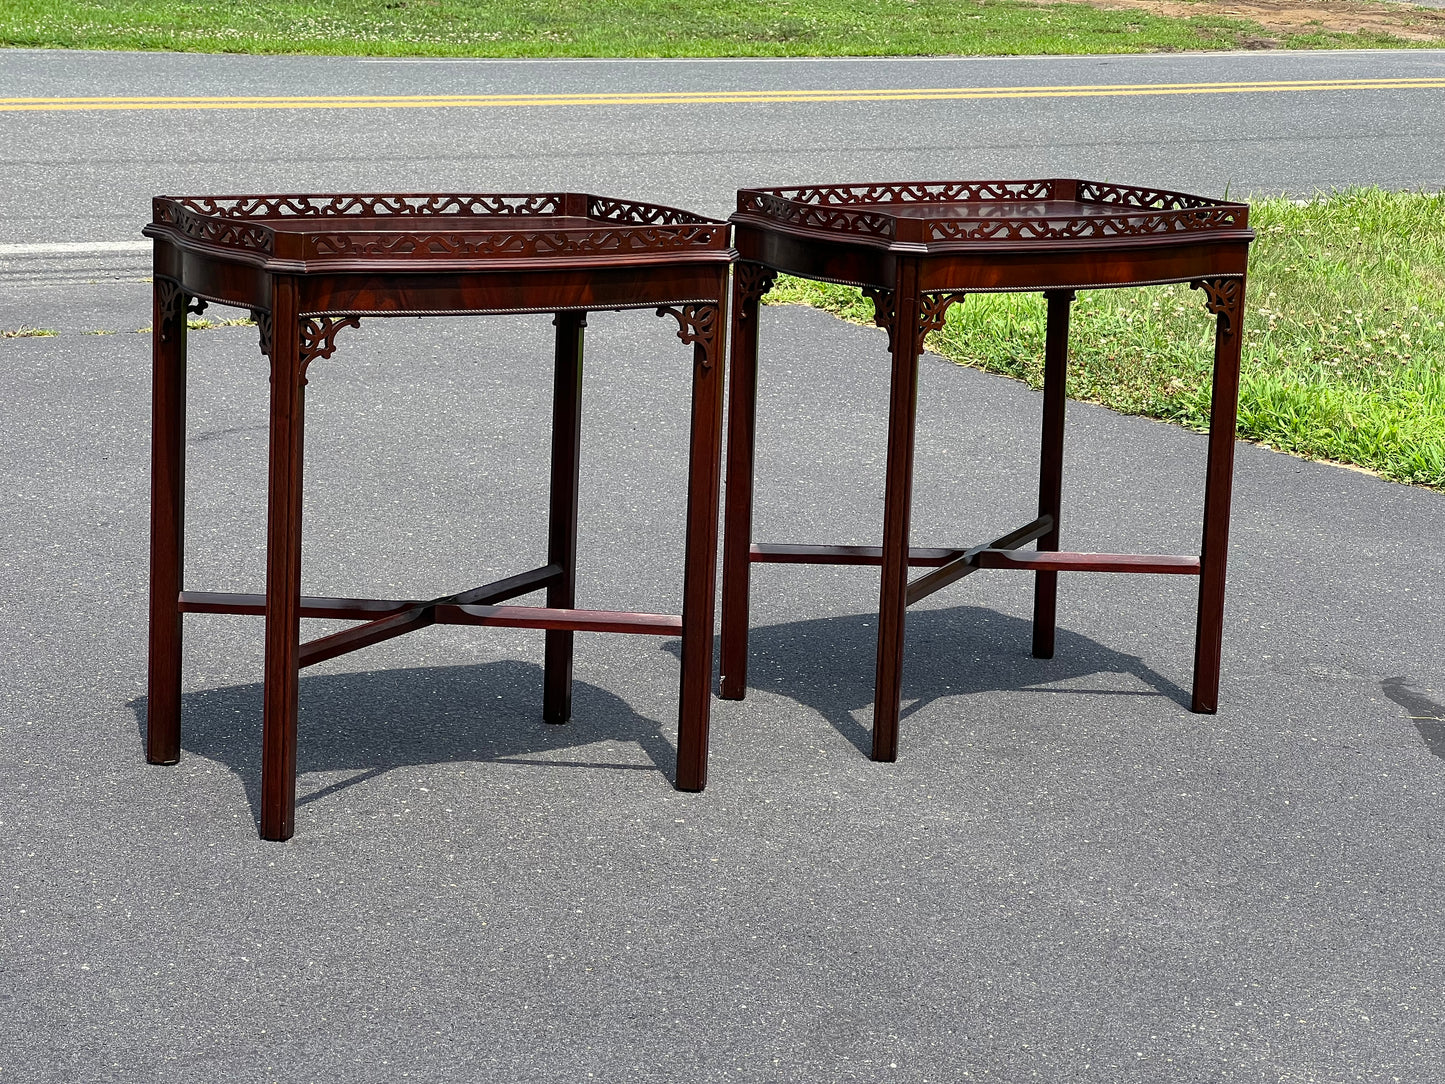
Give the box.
[3,77,1444,111]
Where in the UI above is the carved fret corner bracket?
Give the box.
[861,287,897,350]
[259,315,362,378]
[656,303,719,369]
[1191,277,1244,335]
[256,311,273,359]
[155,278,184,342]
[863,288,966,355]
[734,263,778,319]
[155,279,211,343]
[918,291,967,343]
[297,316,362,380]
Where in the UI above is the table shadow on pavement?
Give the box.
[129,605,1192,824]
[666,603,1192,756]
[1381,676,1445,760]
[129,659,678,829]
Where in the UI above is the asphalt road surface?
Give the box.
[2,46,1445,292]
[2,47,1444,1084]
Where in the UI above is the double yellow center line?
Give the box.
[3,76,1443,112]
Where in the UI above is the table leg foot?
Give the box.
[543,634,573,724]
[147,277,187,765]
[258,291,317,842]
[667,301,725,792]
[869,275,928,764]
[1031,289,1073,661]
[719,264,774,702]
[544,312,586,724]
[1190,276,1245,715]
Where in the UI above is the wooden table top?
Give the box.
[144,192,732,273]
[732,179,1253,252]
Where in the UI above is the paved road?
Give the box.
[2,47,1445,295]
[2,46,1444,1084]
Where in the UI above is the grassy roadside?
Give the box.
[770,189,1445,489]
[1,0,1435,57]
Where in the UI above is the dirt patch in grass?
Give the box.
[1036,0,1445,43]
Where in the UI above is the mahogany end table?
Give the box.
[720,179,1254,761]
[143,192,734,840]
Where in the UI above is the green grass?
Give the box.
[769,188,1445,489]
[128,316,257,335]
[1,0,1435,57]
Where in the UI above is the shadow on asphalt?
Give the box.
[1380,676,1445,760]
[130,659,679,831]
[129,605,1189,828]
[666,604,1192,757]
